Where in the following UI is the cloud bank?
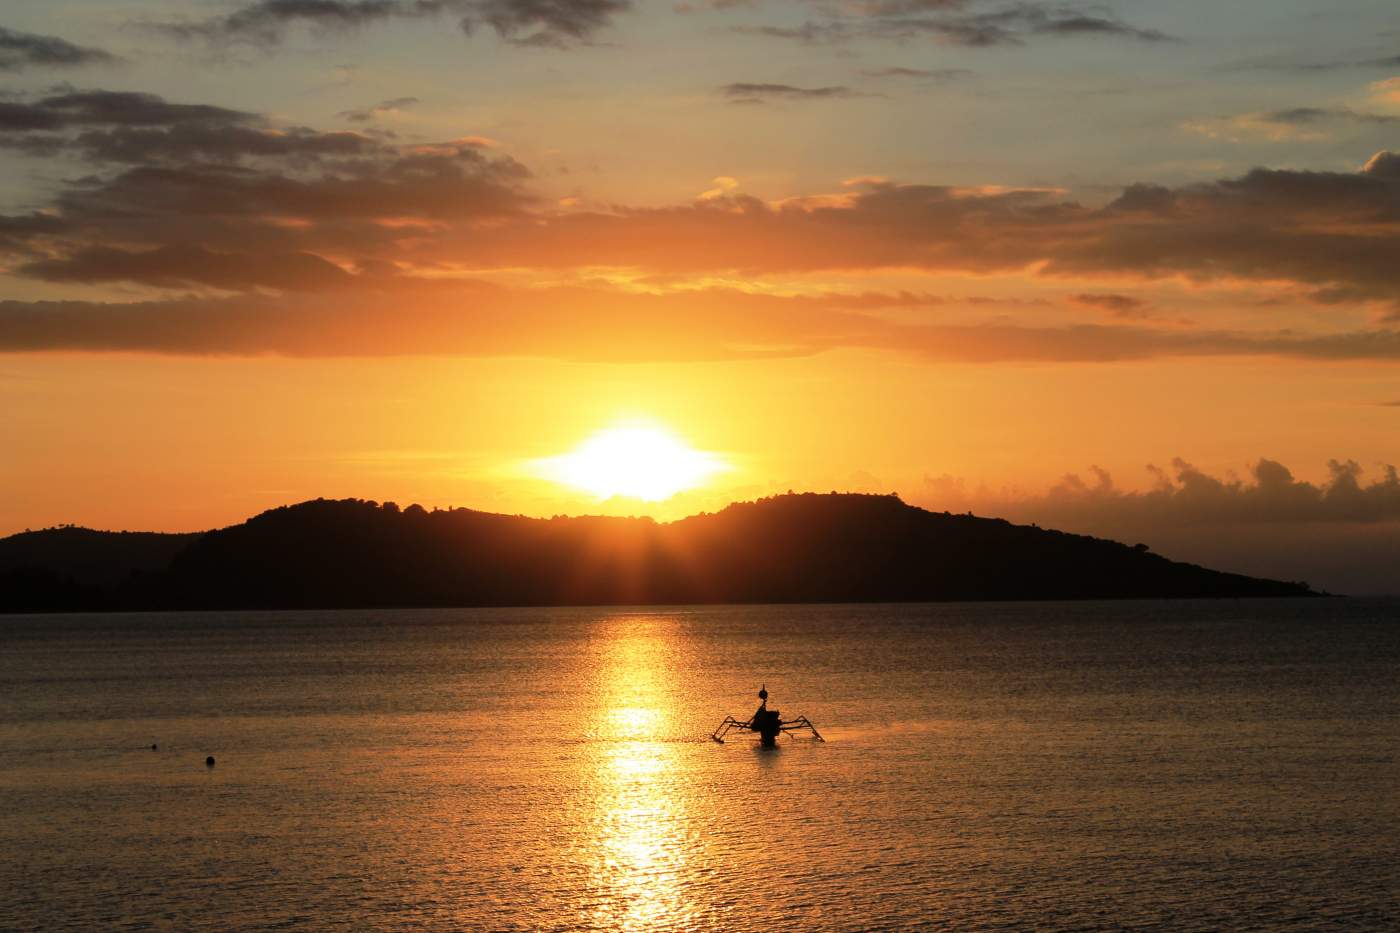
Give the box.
[2,87,1400,362]
[919,458,1400,594]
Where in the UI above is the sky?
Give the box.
[1,0,1399,593]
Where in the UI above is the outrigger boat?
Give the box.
[710,685,824,747]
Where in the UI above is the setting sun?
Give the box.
[533,424,729,501]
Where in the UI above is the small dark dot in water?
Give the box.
[205,756,215,768]
[151,744,157,751]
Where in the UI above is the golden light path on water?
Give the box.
[586,615,699,931]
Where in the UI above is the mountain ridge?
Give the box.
[0,493,1319,611]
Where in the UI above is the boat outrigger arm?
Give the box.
[711,685,824,746]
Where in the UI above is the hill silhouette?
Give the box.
[0,527,199,612]
[0,493,1316,612]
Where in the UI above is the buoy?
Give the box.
[205,755,215,768]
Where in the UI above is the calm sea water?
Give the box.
[1,600,1397,931]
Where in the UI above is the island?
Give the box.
[0,493,1318,612]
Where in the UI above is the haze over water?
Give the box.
[2,600,1397,930]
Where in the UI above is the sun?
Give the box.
[534,423,730,501]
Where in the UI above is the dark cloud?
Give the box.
[1049,458,1400,525]
[860,66,972,81]
[5,84,1400,358]
[0,90,384,165]
[152,1,460,44]
[1029,12,1171,41]
[0,90,256,132]
[0,102,67,132]
[0,123,380,164]
[928,458,1400,527]
[1257,106,1400,127]
[50,147,529,223]
[0,89,528,290]
[3,286,1400,364]
[1363,150,1400,179]
[149,0,630,48]
[729,22,852,43]
[1069,293,1149,318]
[18,245,356,291]
[0,212,68,256]
[444,151,1400,312]
[880,6,1175,46]
[852,0,969,13]
[0,27,117,71]
[722,83,865,103]
[734,1,1174,48]
[69,124,382,164]
[461,0,632,47]
[920,458,1400,594]
[337,96,420,122]
[1235,52,1400,73]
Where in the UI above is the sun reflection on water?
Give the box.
[585,615,698,932]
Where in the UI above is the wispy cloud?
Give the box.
[860,66,971,81]
[0,26,117,71]
[144,0,631,49]
[337,96,420,122]
[1183,106,1400,142]
[722,83,868,103]
[1230,52,1400,73]
[728,1,1175,48]
[1069,293,1151,319]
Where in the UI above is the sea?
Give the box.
[1,600,1397,931]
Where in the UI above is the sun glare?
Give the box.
[535,424,729,501]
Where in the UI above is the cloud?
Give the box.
[0,27,117,71]
[1363,149,1400,179]
[1069,292,1150,318]
[1028,11,1171,42]
[920,457,1400,594]
[0,94,528,289]
[722,83,865,103]
[0,91,528,254]
[0,212,68,256]
[860,66,971,81]
[151,1,463,45]
[337,96,420,121]
[461,0,632,47]
[17,245,357,291]
[1262,106,1400,126]
[149,0,630,48]
[728,22,853,43]
[431,152,1400,312]
[1185,106,1400,142]
[0,89,256,131]
[731,1,1174,48]
[5,86,1400,360]
[928,457,1400,526]
[0,90,390,165]
[1235,53,1400,74]
[4,286,1400,363]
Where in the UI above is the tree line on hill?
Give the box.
[0,493,1318,612]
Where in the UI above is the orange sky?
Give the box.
[1,1,1399,591]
